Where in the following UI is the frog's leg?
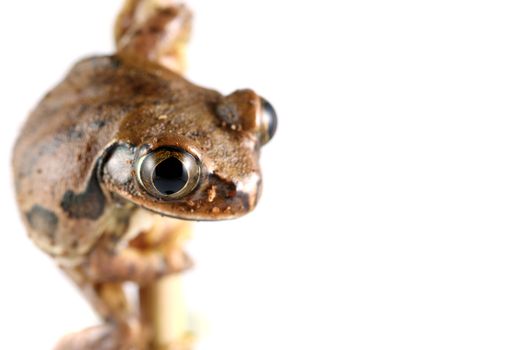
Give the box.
[115,0,192,73]
[56,267,144,350]
[55,238,192,350]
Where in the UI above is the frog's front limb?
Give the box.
[115,0,192,73]
[84,236,193,286]
[56,267,146,350]
[56,230,192,350]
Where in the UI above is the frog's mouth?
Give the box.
[134,173,261,222]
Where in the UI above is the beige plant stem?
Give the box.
[139,219,194,350]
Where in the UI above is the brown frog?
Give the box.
[12,0,276,349]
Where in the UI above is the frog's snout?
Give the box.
[232,173,263,213]
[199,171,262,219]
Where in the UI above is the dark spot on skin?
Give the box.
[148,25,162,34]
[110,56,122,68]
[60,172,105,220]
[25,205,58,243]
[69,128,84,140]
[90,120,107,129]
[159,7,177,17]
[216,103,238,125]
[126,82,142,95]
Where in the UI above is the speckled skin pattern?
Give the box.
[12,1,274,349]
[13,55,264,263]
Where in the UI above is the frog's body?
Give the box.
[12,1,276,349]
[14,55,262,264]
[14,55,148,264]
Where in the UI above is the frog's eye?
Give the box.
[258,97,278,145]
[136,148,200,199]
[216,90,277,145]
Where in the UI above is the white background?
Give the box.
[1,0,525,349]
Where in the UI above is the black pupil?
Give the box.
[152,157,188,195]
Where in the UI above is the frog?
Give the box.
[12,0,277,349]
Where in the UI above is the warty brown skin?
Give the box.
[13,55,264,263]
[12,0,275,349]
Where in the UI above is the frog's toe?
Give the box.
[54,322,148,350]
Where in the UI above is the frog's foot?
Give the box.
[54,320,148,350]
[115,0,192,73]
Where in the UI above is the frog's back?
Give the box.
[12,55,191,262]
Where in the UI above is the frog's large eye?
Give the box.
[258,97,278,145]
[216,90,277,145]
[136,148,200,199]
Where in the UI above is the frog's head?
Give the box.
[101,88,276,221]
